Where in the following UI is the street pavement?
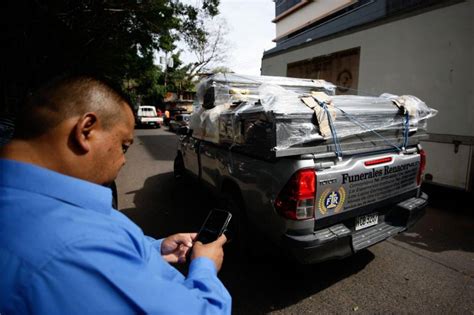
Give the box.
[116,128,474,315]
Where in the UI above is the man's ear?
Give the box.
[74,112,99,153]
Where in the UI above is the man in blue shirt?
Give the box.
[0,76,231,314]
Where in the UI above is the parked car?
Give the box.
[135,105,163,128]
[165,108,188,126]
[169,113,190,132]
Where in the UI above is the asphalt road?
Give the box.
[116,127,474,315]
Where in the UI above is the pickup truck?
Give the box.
[174,74,434,264]
[136,105,163,128]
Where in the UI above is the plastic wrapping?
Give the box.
[380,93,437,122]
[326,95,437,138]
[196,73,336,109]
[189,105,231,143]
[190,74,437,158]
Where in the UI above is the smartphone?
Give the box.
[196,209,232,244]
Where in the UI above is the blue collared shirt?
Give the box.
[0,159,231,314]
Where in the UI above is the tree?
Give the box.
[212,66,234,74]
[2,0,221,110]
[181,16,230,82]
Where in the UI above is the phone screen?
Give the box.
[196,209,232,244]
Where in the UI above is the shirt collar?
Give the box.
[0,159,112,214]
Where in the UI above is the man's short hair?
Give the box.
[14,75,131,139]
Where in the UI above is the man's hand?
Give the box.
[161,233,196,264]
[191,234,227,272]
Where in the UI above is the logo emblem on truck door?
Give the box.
[319,187,346,215]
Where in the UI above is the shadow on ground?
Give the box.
[136,134,180,161]
[221,250,374,315]
[121,172,374,314]
[121,172,213,238]
[394,184,474,253]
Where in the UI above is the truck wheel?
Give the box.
[173,152,185,179]
[220,192,250,262]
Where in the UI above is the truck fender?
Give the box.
[218,182,249,256]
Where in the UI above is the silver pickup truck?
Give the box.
[174,74,435,264]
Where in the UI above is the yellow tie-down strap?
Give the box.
[301,91,337,138]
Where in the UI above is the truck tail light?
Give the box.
[417,149,426,185]
[275,169,316,220]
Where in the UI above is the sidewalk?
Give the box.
[422,183,473,214]
[394,182,474,277]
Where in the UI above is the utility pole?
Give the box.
[160,54,173,89]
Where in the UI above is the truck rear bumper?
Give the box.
[282,192,428,264]
[140,121,159,126]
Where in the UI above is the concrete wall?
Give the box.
[262,0,473,137]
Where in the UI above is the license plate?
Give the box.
[355,213,378,231]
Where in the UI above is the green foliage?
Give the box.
[3,0,220,108]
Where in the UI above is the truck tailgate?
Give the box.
[315,152,420,219]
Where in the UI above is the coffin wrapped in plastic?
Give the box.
[189,74,437,160]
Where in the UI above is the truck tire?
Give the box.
[173,152,185,179]
[219,192,250,262]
